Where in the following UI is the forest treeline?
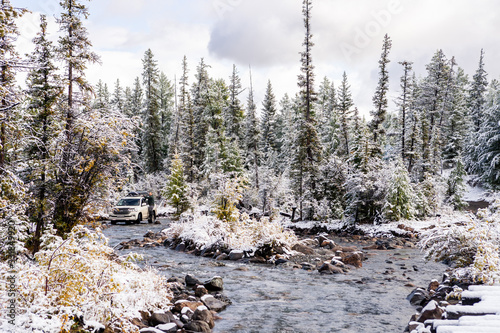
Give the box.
[1,0,499,255]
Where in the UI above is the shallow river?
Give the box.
[102,220,447,333]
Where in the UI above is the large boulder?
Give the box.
[173,300,204,313]
[228,250,244,260]
[185,274,202,287]
[155,323,178,333]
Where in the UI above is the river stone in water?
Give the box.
[193,307,215,329]
[228,250,244,260]
[318,262,343,274]
[417,300,444,322]
[185,274,202,286]
[342,252,363,268]
[184,320,212,333]
[407,287,431,307]
[204,276,223,291]
[202,295,228,312]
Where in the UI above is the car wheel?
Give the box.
[136,213,142,224]
[148,212,155,224]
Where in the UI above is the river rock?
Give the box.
[149,311,174,326]
[204,276,223,291]
[292,243,315,255]
[201,295,228,312]
[417,300,444,322]
[215,253,229,261]
[318,262,343,274]
[407,287,430,307]
[173,300,204,313]
[195,285,209,297]
[342,252,363,268]
[183,320,211,333]
[300,262,315,270]
[185,274,202,286]
[155,323,177,333]
[175,242,186,252]
[428,279,440,291]
[138,328,165,333]
[228,250,244,260]
[131,317,148,329]
[192,307,215,329]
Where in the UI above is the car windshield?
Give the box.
[116,198,140,206]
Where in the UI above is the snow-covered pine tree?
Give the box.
[191,58,211,179]
[442,67,469,168]
[260,79,279,170]
[275,93,294,171]
[163,153,190,218]
[226,64,245,146]
[337,71,354,158]
[418,50,450,177]
[93,79,110,109]
[244,72,260,188]
[290,0,323,220]
[111,78,124,113]
[0,0,27,169]
[475,83,500,188]
[141,49,163,173]
[158,71,174,161]
[317,77,339,157]
[383,160,416,221]
[24,15,63,253]
[406,74,423,176]
[446,154,467,210]
[370,34,392,158]
[468,49,488,132]
[397,61,413,163]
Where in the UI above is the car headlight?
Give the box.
[128,208,137,212]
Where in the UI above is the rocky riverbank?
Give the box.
[121,274,231,333]
[116,222,418,277]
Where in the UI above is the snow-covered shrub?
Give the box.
[383,160,416,221]
[164,212,298,252]
[0,225,172,332]
[414,173,445,218]
[210,172,245,225]
[419,206,500,284]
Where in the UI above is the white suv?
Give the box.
[109,192,157,225]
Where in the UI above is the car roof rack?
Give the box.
[127,191,153,197]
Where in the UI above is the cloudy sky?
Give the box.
[14,0,500,117]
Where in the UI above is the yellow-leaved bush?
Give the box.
[1,225,172,333]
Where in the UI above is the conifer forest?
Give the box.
[2,0,500,332]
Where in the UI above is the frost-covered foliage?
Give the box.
[162,154,191,218]
[383,160,416,221]
[414,173,445,218]
[446,157,467,210]
[211,172,246,224]
[0,225,172,332]
[165,213,298,252]
[420,202,500,284]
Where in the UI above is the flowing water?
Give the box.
[103,220,447,333]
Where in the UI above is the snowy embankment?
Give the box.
[0,226,173,333]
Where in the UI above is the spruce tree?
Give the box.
[111,78,124,112]
[383,160,416,221]
[24,15,63,252]
[397,61,413,163]
[163,154,190,218]
[468,49,488,132]
[370,34,392,157]
[158,71,174,159]
[337,71,354,158]
[244,74,260,188]
[260,80,279,169]
[141,49,163,173]
[226,64,245,146]
[446,155,467,210]
[290,0,323,220]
